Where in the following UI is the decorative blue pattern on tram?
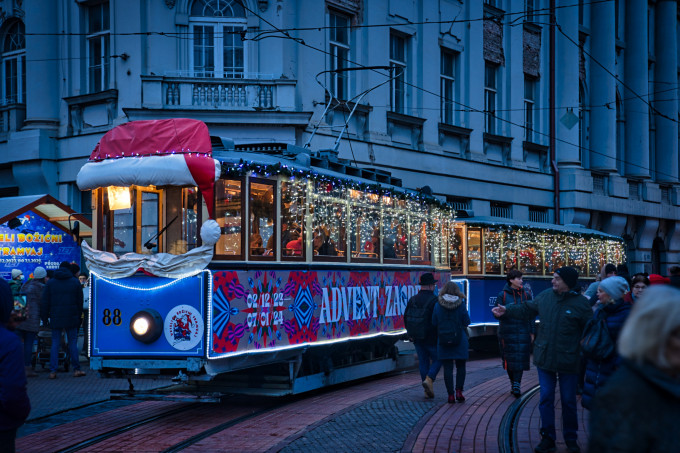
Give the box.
[289,287,316,328]
[212,286,240,337]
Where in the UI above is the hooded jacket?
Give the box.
[16,278,44,333]
[41,266,83,329]
[0,278,31,431]
[589,359,680,452]
[581,298,632,410]
[503,287,591,373]
[497,283,534,372]
[432,293,471,360]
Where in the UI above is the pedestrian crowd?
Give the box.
[1,262,90,452]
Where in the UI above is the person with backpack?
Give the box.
[404,273,441,399]
[432,281,471,403]
[497,269,535,397]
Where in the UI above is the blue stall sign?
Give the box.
[91,271,208,357]
[0,210,80,280]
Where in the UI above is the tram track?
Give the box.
[498,385,541,453]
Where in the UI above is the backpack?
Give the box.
[580,310,615,361]
[437,307,462,346]
[405,296,436,341]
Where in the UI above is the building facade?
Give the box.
[0,0,678,274]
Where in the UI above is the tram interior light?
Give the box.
[129,309,163,344]
[107,186,132,210]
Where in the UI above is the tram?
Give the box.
[449,216,626,343]
[77,118,456,398]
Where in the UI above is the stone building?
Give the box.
[0,0,677,273]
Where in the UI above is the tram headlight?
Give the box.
[129,309,162,344]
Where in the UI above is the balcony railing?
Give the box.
[141,75,296,111]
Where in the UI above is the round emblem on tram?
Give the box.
[164,304,204,351]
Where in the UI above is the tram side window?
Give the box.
[410,215,431,265]
[249,180,275,259]
[503,230,518,271]
[432,212,449,268]
[544,233,568,275]
[449,224,463,273]
[279,180,305,260]
[484,228,502,274]
[518,231,543,275]
[349,192,380,261]
[467,228,482,274]
[215,179,243,257]
[383,198,407,263]
[568,236,588,276]
[312,182,346,260]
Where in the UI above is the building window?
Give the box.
[529,207,548,223]
[440,49,456,124]
[190,0,246,78]
[491,202,512,218]
[484,63,497,134]
[329,12,350,100]
[524,77,536,142]
[389,32,407,114]
[2,21,25,104]
[87,2,110,93]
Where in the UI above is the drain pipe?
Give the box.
[550,0,560,224]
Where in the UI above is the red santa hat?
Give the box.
[76,118,220,218]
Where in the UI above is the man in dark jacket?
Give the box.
[41,261,85,379]
[493,266,591,453]
[0,277,31,452]
[404,272,441,399]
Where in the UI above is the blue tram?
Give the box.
[77,119,625,397]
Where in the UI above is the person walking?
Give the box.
[497,269,534,397]
[0,277,31,453]
[432,281,470,403]
[40,261,85,379]
[588,285,680,452]
[492,267,591,453]
[15,266,47,377]
[580,276,631,410]
[404,272,441,399]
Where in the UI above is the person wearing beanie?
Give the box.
[581,276,632,411]
[41,261,85,379]
[0,277,31,450]
[493,266,591,453]
[15,266,48,377]
[8,269,23,303]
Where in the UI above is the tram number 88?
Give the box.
[102,308,122,326]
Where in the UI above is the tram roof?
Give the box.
[457,216,623,241]
[213,140,431,197]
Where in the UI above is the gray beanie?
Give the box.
[33,266,47,279]
[599,276,629,300]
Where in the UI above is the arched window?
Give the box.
[190,0,246,78]
[2,20,25,104]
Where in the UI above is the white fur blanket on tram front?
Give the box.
[82,219,220,279]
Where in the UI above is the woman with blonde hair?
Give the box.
[432,281,471,403]
[588,285,680,452]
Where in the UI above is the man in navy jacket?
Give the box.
[0,277,31,452]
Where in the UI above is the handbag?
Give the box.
[580,310,615,361]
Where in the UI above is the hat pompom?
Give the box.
[200,219,221,246]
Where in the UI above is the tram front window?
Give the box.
[215,179,243,257]
[102,185,161,254]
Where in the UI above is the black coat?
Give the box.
[581,299,631,410]
[497,284,534,372]
[41,267,83,329]
[404,289,438,346]
[589,359,680,452]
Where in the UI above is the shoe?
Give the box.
[534,433,556,453]
[48,372,57,379]
[422,376,434,399]
[511,381,521,397]
[25,366,37,378]
[565,440,581,453]
[448,394,456,404]
[455,389,465,402]
[73,370,86,377]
